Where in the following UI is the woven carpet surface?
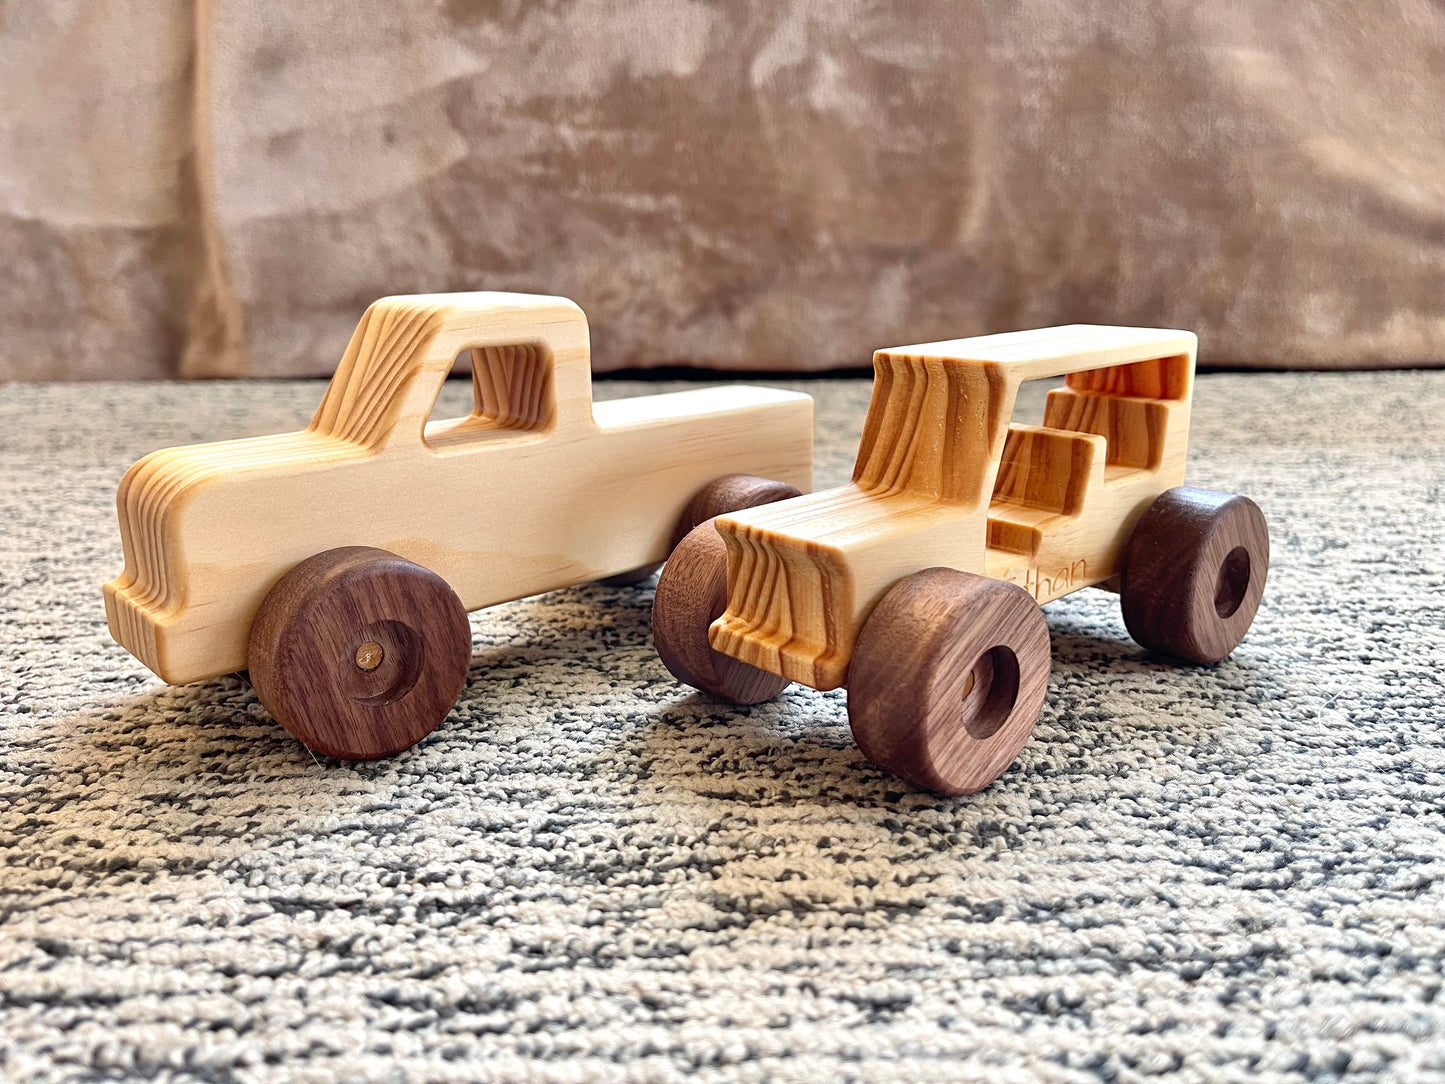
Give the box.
[2,372,1443,1083]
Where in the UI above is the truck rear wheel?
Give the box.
[1120,487,1269,664]
[847,568,1052,796]
[248,547,472,759]
[669,474,804,552]
[601,473,803,586]
[652,522,792,704]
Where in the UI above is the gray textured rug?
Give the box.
[3,372,1444,1083]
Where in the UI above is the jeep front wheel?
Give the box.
[847,568,1052,796]
[652,522,792,704]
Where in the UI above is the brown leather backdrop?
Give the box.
[2,1,1443,381]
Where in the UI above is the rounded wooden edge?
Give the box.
[669,474,804,553]
[847,568,1052,796]
[248,546,472,759]
[1120,487,1270,664]
[652,523,791,705]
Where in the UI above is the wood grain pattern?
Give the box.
[1042,388,1169,470]
[247,547,472,759]
[653,523,792,705]
[427,342,554,448]
[104,292,813,685]
[1120,487,1270,664]
[847,568,1052,795]
[990,424,1103,518]
[707,325,1197,691]
[851,348,1010,503]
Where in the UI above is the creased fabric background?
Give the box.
[2,1,1445,381]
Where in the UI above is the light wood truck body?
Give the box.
[105,293,813,686]
[709,325,1195,690]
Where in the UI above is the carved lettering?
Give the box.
[1010,558,1089,601]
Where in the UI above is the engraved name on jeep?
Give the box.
[1007,559,1088,602]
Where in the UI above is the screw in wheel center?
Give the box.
[354,640,385,671]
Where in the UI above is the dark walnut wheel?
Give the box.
[1120,487,1269,664]
[847,568,1052,796]
[599,473,803,586]
[248,547,472,759]
[652,522,792,705]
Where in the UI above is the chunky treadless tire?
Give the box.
[248,547,472,759]
[652,522,792,705]
[1120,487,1269,664]
[846,568,1052,796]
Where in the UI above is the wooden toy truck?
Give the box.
[653,325,1269,796]
[105,292,812,759]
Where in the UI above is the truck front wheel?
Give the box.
[247,547,472,759]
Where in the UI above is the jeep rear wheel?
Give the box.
[248,547,472,759]
[1120,487,1269,664]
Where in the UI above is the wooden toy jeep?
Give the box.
[653,325,1269,795]
[105,292,812,759]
